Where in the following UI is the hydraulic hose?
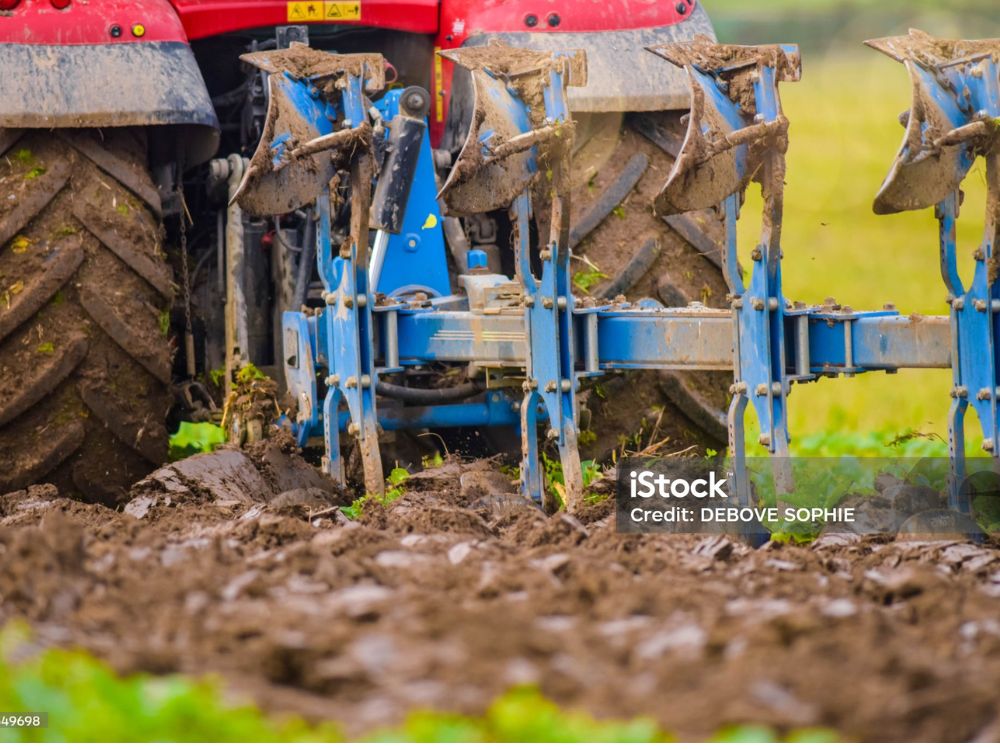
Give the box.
[375,381,485,405]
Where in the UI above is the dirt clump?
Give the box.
[2,449,1000,740]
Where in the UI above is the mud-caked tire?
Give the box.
[0,128,174,504]
[568,112,730,459]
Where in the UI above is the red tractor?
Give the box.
[0,0,726,502]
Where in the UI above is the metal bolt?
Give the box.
[356,294,368,308]
[768,297,779,311]
[729,381,748,395]
[974,248,985,261]
[325,375,340,387]
[732,298,744,310]
[557,296,567,310]
[324,292,337,306]
[347,423,360,436]
[542,297,554,309]
[755,384,768,396]
[344,296,354,309]
[975,299,987,312]
[344,376,358,388]
[978,388,992,401]
[546,428,559,440]
[523,295,534,308]
[751,247,763,261]
[540,250,552,261]
[984,438,995,453]
[560,379,572,392]
[751,297,765,311]
[758,433,771,447]
[883,301,896,311]
[953,298,965,311]
[771,382,782,396]
[360,374,371,387]
[545,380,557,392]
[953,386,969,398]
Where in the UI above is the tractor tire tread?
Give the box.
[0,127,173,504]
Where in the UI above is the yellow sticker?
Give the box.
[286,1,324,21]
[286,1,359,22]
[325,1,360,20]
[421,213,438,230]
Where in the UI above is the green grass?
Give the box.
[731,54,990,455]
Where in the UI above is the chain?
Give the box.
[177,183,196,379]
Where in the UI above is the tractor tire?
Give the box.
[0,128,174,504]
[568,111,730,459]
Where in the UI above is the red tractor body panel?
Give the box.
[170,0,439,39]
[438,0,695,39]
[431,0,704,138]
[0,0,189,43]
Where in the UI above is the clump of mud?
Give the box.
[2,444,1000,741]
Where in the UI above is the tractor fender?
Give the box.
[433,0,714,144]
[0,0,218,166]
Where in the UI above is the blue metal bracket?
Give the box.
[235,50,388,496]
[866,32,1000,508]
[437,47,587,509]
[370,90,452,299]
[650,42,801,503]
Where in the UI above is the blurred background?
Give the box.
[703,0,1000,453]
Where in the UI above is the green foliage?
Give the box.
[714,724,779,742]
[541,454,603,507]
[611,205,626,219]
[342,467,410,519]
[35,342,54,355]
[234,363,267,386]
[368,685,667,743]
[0,624,343,742]
[573,268,608,294]
[168,421,226,462]
[789,428,950,458]
[422,452,445,468]
[158,309,170,336]
[208,367,225,387]
[24,166,46,180]
[13,148,33,164]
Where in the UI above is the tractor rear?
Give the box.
[0,0,721,502]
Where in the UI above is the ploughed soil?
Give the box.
[3,440,1000,741]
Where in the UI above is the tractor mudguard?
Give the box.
[443,2,713,116]
[0,0,218,165]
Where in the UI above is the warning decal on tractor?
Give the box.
[287,1,360,22]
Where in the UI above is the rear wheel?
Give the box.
[0,128,173,504]
[568,111,730,458]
